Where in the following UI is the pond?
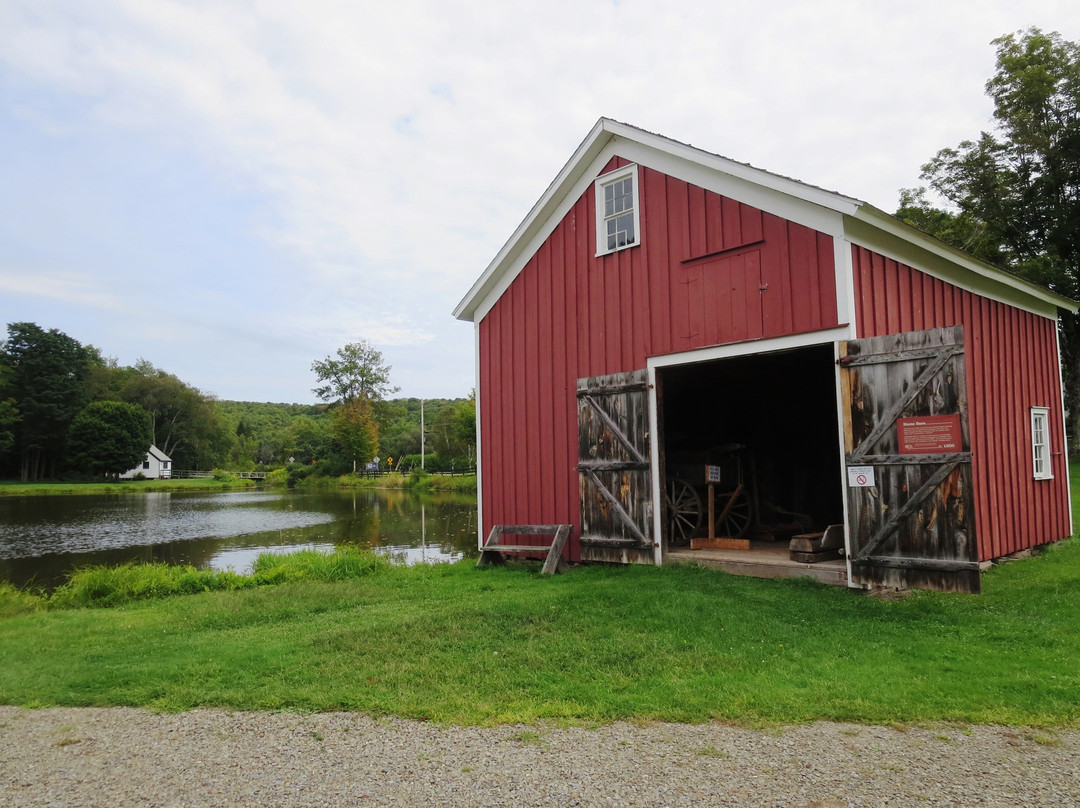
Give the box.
[0,488,479,590]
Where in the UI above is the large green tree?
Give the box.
[311,340,399,469]
[0,323,95,480]
[120,360,230,469]
[312,340,399,404]
[898,28,1080,442]
[67,401,153,477]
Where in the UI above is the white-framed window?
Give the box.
[1031,407,1053,480]
[595,164,640,256]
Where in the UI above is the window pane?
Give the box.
[597,170,637,253]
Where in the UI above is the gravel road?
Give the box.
[1,707,1078,807]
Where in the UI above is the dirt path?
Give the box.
[2,707,1078,806]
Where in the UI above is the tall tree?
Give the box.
[121,360,228,468]
[312,340,396,471]
[329,399,379,469]
[312,340,399,404]
[0,323,94,480]
[67,401,153,477]
[899,28,1080,443]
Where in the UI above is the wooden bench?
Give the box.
[476,524,572,574]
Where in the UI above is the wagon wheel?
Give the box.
[716,486,753,539]
[666,478,702,544]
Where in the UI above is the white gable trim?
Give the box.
[455,118,1076,325]
[460,124,854,325]
[609,136,848,236]
[470,144,615,324]
[846,208,1075,319]
[454,119,610,323]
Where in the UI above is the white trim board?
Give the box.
[647,327,852,370]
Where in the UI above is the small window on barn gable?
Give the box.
[594,164,640,256]
[1031,407,1052,480]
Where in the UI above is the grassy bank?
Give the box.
[333,471,477,492]
[1,538,1078,726]
[0,477,259,497]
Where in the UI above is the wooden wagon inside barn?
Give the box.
[454,119,1076,593]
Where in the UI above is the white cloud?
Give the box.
[0,267,132,312]
[1,0,1078,400]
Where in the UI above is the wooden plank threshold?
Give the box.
[666,541,848,587]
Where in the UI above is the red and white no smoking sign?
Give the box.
[847,465,876,488]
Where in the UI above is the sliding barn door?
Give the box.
[577,370,656,565]
[839,325,980,592]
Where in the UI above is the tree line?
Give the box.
[0,323,475,481]
[896,28,1080,444]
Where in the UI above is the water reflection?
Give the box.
[0,488,479,589]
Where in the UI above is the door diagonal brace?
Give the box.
[580,393,648,465]
[580,467,649,545]
[854,459,963,561]
[849,346,961,462]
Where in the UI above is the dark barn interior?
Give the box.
[659,344,844,543]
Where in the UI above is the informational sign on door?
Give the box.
[847,465,876,488]
[897,414,962,454]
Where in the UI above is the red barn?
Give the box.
[453,119,1075,593]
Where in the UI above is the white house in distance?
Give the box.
[120,445,172,479]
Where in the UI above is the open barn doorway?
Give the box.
[657,343,847,583]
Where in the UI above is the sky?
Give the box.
[1,1,1078,404]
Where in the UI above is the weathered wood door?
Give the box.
[577,370,656,565]
[839,325,980,592]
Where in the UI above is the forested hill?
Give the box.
[215,397,475,472]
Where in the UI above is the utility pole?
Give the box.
[420,399,425,470]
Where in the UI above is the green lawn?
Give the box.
[1,536,1078,726]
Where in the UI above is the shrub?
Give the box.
[49,563,255,608]
[0,582,45,617]
[263,468,289,487]
[251,545,388,583]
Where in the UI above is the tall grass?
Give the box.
[331,471,477,492]
[6,546,389,611]
[0,478,258,497]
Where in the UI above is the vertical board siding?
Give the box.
[479,162,840,559]
[851,245,1070,559]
